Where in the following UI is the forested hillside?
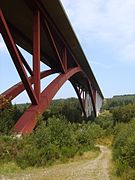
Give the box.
[102,94,135,110]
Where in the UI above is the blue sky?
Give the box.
[1,0,135,103]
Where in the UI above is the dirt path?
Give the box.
[42,145,112,180]
[1,145,112,180]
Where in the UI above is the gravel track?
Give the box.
[42,145,111,180]
[1,145,112,180]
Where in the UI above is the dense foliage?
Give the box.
[113,120,135,179]
[111,104,135,125]
[102,95,135,179]
[43,98,84,123]
[0,116,103,169]
[0,98,83,135]
[0,103,26,134]
[100,95,135,179]
[102,94,135,110]
[95,110,113,130]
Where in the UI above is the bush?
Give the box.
[113,120,135,177]
[14,116,103,169]
[0,104,24,134]
[0,114,104,169]
[122,169,135,180]
[43,98,83,123]
[16,143,60,169]
[0,135,18,163]
[95,111,113,129]
[112,104,135,125]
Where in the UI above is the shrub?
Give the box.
[112,104,135,125]
[0,110,105,169]
[113,120,135,177]
[122,169,135,180]
[0,104,24,134]
[95,111,113,129]
[14,116,103,169]
[61,146,78,159]
[43,98,83,123]
[0,135,18,163]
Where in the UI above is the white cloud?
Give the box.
[61,0,135,40]
[60,0,135,65]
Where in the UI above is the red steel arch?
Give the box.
[13,67,82,134]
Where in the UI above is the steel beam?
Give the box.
[0,70,55,109]
[28,0,79,67]
[33,10,41,102]
[0,9,38,105]
[42,18,65,72]
[17,46,33,76]
[61,47,68,72]
[70,82,86,117]
[87,80,97,117]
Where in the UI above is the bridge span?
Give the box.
[0,0,103,134]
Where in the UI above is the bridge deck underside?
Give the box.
[0,0,103,96]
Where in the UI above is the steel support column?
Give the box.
[93,89,97,106]
[87,80,97,117]
[42,18,66,72]
[70,82,86,117]
[17,47,33,76]
[0,9,38,105]
[33,10,40,102]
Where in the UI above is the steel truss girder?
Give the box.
[25,0,79,68]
